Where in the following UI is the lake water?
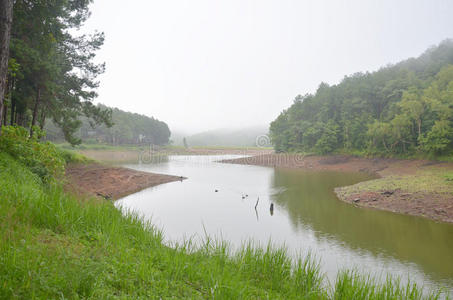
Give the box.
[116,155,453,294]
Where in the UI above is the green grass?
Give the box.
[338,168,453,198]
[0,151,448,299]
[332,271,433,299]
[57,148,95,164]
[333,148,453,162]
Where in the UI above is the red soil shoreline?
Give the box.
[65,163,184,200]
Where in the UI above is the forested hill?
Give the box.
[1,1,113,145]
[45,104,171,146]
[270,40,453,157]
[174,126,270,147]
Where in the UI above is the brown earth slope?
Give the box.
[65,163,183,200]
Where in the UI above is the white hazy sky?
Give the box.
[82,0,453,134]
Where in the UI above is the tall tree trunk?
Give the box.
[3,72,13,126]
[39,107,46,130]
[16,112,22,126]
[417,119,422,141]
[13,107,18,126]
[7,74,13,125]
[18,112,22,126]
[2,100,6,125]
[0,0,14,133]
[10,91,15,125]
[30,86,41,136]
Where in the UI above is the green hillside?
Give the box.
[181,127,270,147]
[270,40,453,157]
[45,104,171,146]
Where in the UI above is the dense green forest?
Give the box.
[270,40,453,157]
[0,0,112,145]
[45,104,171,145]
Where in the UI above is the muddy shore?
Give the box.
[222,154,453,223]
[65,163,183,200]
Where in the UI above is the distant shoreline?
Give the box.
[65,147,272,200]
[221,154,453,224]
[75,147,273,164]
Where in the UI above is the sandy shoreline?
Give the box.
[65,163,183,200]
[222,154,453,223]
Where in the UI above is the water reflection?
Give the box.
[271,168,453,283]
[118,155,453,293]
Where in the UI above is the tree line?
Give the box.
[270,40,453,157]
[0,0,112,145]
[45,104,171,146]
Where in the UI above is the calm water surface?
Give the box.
[116,155,453,293]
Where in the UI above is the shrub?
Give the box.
[0,126,65,183]
[56,148,91,164]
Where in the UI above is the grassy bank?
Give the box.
[333,161,453,223]
[0,151,325,298]
[0,134,448,298]
[338,168,453,196]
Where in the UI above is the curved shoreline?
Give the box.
[65,163,184,200]
[221,154,453,223]
[65,148,271,200]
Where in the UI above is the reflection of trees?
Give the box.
[271,169,453,281]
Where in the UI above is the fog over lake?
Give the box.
[81,0,453,133]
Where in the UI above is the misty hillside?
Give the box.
[270,39,453,156]
[45,104,171,146]
[173,127,270,147]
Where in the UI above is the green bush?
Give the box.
[0,126,65,183]
[56,148,91,164]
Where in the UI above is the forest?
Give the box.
[0,0,112,145]
[45,104,171,145]
[0,1,171,146]
[270,40,453,157]
[174,126,269,147]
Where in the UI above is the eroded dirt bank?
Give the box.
[65,163,183,200]
[222,154,453,223]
